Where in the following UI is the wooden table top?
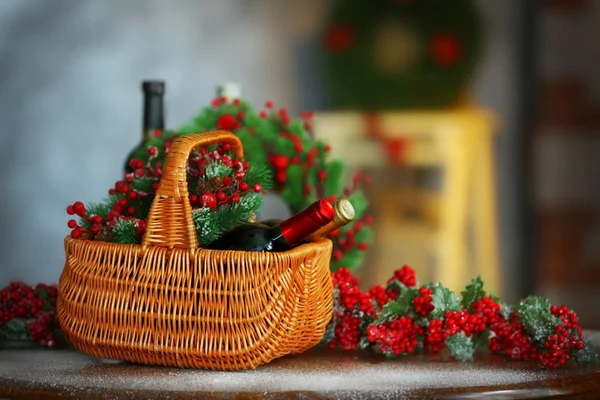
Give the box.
[1,331,599,400]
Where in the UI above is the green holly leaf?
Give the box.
[472,329,491,350]
[386,279,406,294]
[324,159,345,197]
[430,283,461,319]
[0,318,32,341]
[320,320,336,344]
[572,340,599,365]
[461,276,486,311]
[445,332,474,361]
[359,335,372,350]
[375,287,418,323]
[500,303,512,321]
[515,296,561,343]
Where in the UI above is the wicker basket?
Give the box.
[56,130,334,371]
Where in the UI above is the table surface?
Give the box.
[1,331,599,400]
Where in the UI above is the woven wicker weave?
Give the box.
[57,130,334,371]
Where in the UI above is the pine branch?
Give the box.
[244,162,274,191]
[112,218,140,244]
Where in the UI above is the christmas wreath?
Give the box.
[319,0,483,109]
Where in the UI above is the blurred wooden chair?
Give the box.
[313,109,501,295]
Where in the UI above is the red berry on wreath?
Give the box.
[201,193,217,208]
[318,170,327,180]
[260,111,268,118]
[217,191,226,201]
[253,184,262,193]
[223,176,233,186]
[270,155,289,170]
[239,182,249,191]
[324,24,356,53]
[275,170,287,184]
[231,194,241,203]
[148,146,157,157]
[128,191,138,200]
[91,224,101,234]
[66,205,75,215]
[92,215,103,225]
[216,114,238,131]
[67,219,77,229]
[294,143,303,153]
[265,101,273,109]
[430,33,463,67]
[127,207,136,215]
[189,194,198,204]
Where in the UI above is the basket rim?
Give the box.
[63,235,333,258]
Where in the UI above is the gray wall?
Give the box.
[0,0,522,301]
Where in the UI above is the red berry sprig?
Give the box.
[0,282,58,348]
[325,266,597,369]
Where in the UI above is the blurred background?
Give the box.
[0,0,599,327]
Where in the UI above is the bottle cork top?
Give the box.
[142,80,165,94]
[333,198,355,224]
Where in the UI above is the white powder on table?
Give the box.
[0,345,595,399]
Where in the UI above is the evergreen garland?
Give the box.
[325,266,599,369]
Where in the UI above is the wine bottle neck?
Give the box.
[143,95,164,140]
[142,81,165,141]
[278,200,334,245]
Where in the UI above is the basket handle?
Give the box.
[142,130,244,249]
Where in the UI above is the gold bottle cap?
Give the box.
[334,198,355,224]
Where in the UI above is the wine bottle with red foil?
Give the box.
[304,198,355,242]
[206,200,335,252]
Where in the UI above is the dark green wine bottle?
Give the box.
[124,80,165,173]
[206,200,334,252]
[259,218,284,227]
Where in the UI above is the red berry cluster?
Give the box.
[325,266,595,369]
[386,265,417,298]
[425,319,445,353]
[0,282,58,347]
[367,316,424,356]
[331,212,373,262]
[413,287,434,317]
[66,130,263,242]
[188,144,262,209]
[489,315,538,361]
[328,268,388,350]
